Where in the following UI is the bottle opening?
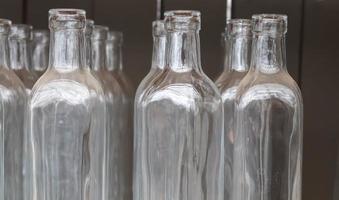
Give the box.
[0,19,12,34]
[164,10,201,31]
[226,19,252,37]
[92,25,109,40]
[49,8,86,30]
[107,31,123,45]
[252,14,287,35]
[152,20,166,37]
[10,24,33,40]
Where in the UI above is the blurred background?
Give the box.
[1,0,339,199]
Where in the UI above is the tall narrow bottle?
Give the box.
[9,24,38,92]
[134,10,224,200]
[0,18,27,200]
[234,14,303,200]
[106,31,133,200]
[135,20,166,106]
[27,9,106,200]
[32,30,49,77]
[215,19,252,200]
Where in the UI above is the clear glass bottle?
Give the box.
[215,19,252,200]
[134,20,166,106]
[32,30,49,77]
[27,9,106,200]
[106,31,134,97]
[9,24,38,92]
[106,31,134,200]
[0,18,27,200]
[134,10,224,200]
[234,14,303,200]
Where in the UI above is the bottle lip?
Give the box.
[49,8,86,30]
[10,24,33,40]
[252,14,287,35]
[0,19,12,34]
[107,31,123,45]
[85,19,94,36]
[226,19,252,37]
[92,25,109,40]
[33,30,50,43]
[164,10,201,31]
[152,20,166,37]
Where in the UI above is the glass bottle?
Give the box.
[32,30,49,77]
[215,19,252,200]
[0,18,27,200]
[85,19,94,68]
[106,31,134,96]
[106,31,134,200]
[133,10,224,200]
[234,14,303,200]
[135,20,166,106]
[9,24,38,92]
[27,9,106,200]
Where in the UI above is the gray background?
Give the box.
[1,0,338,199]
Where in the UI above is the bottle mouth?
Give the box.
[226,19,252,37]
[152,20,166,37]
[107,31,123,45]
[0,19,12,34]
[252,14,287,35]
[92,25,109,40]
[164,10,201,31]
[49,8,86,30]
[10,24,33,40]
[33,30,50,43]
[85,19,94,36]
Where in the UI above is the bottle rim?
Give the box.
[92,25,109,40]
[226,19,252,37]
[152,20,166,37]
[164,10,201,31]
[252,14,288,35]
[85,19,94,36]
[0,19,12,34]
[49,8,86,30]
[107,31,123,45]
[10,24,33,40]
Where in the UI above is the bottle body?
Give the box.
[134,11,224,200]
[233,14,303,200]
[27,9,106,200]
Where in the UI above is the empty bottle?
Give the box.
[234,14,303,200]
[134,10,224,200]
[135,20,166,107]
[32,30,49,77]
[27,9,106,200]
[9,24,38,92]
[215,19,252,200]
[106,31,134,200]
[0,18,27,200]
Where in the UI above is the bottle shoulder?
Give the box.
[92,70,124,96]
[0,67,27,97]
[30,68,105,107]
[139,69,222,105]
[216,71,248,97]
[237,71,303,108]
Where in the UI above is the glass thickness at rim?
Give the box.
[164,10,201,31]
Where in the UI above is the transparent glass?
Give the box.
[27,9,106,200]
[106,31,133,200]
[0,18,27,200]
[32,30,49,77]
[9,24,38,92]
[135,20,166,106]
[234,14,303,200]
[215,19,252,200]
[134,10,224,200]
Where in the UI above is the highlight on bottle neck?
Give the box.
[152,20,166,37]
[164,10,201,32]
[226,19,252,37]
[49,9,86,30]
[33,30,49,44]
[85,19,94,38]
[106,31,123,71]
[0,19,11,68]
[252,14,287,37]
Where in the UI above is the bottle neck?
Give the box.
[9,38,31,70]
[32,41,49,71]
[91,39,106,71]
[151,35,166,70]
[49,29,86,71]
[85,34,92,69]
[106,42,122,71]
[251,34,286,73]
[0,34,10,69]
[225,35,251,72]
[166,30,201,72]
